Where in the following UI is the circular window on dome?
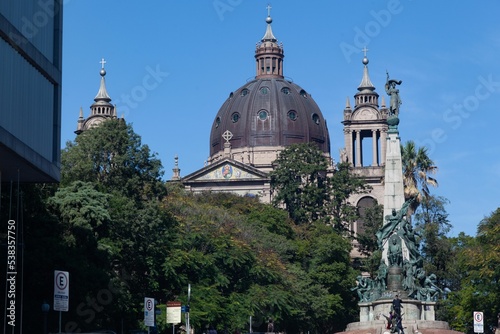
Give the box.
[231,112,240,123]
[258,110,269,121]
[241,89,249,96]
[260,87,269,95]
[300,89,308,98]
[229,92,234,99]
[288,110,297,121]
[281,87,291,95]
[311,113,320,125]
[215,117,221,128]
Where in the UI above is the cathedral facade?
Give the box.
[180,11,388,245]
[76,11,389,250]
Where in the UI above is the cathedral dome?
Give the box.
[208,12,330,169]
[209,78,330,155]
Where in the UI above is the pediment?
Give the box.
[183,158,269,182]
[352,107,380,121]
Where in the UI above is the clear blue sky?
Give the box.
[61,1,500,237]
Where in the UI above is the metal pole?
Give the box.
[59,311,62,333]
[186,284,191,334]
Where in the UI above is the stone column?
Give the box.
[372,129,378,166]
[356,130,362,167]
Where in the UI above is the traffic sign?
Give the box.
[53,270,69,312]
[144,297,155,327]
[473,311,484,333]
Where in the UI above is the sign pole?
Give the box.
[186,284,191,334]
[54,270,69,334]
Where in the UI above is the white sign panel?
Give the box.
[54,270,69,312]
[144,297,155,327]
[473,311,484,333]
[166,301,182,324]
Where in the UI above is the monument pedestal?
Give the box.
[342,299,456,334]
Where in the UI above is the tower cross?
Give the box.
[100,58,106,69]
[266,4,272,16]
[362,46,369,57]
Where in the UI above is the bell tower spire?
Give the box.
[75,59,121,135]
[255,5,284,79]
[342,51,388,168]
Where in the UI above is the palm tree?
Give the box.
[401,141,438,212]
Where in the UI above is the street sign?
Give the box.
[166,301,182,324]
[53,270,69,312]
[144,297,155,327]
[474,311,484,333]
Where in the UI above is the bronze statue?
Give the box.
[385,71,402,117]
[376,200,412,249]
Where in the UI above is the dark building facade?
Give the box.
[0,1,63,183]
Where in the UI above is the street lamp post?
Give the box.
[42,301,50,334]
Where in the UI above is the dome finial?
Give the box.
[94,58,111,102]
[362,46,369,65]
[99,58,107,76]
[266,4,272,21]
[261,4,276,42]
[358,47,374,90]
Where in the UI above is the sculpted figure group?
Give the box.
[352,199,443,302]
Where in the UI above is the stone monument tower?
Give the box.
[339,73,459,334]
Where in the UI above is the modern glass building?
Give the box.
[0,1,63,182]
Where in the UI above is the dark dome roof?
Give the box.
[209,77,331,157]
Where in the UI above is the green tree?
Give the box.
[328,162,370,233]
[270,143,330,225]
[53,120,172,331]
[61,119,165,201]
[270,144,368,231]
[355,202,384,276]
[401,140,438,212]
[413,195,453,281]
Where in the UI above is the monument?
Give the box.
[340,74,459,334]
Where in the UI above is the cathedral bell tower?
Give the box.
[342,51,388,253]
[75,59,120,134]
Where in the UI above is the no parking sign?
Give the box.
[144,297,155,327]
[473,311,483,333]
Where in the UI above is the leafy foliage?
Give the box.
[270,143,369,233]
[450,209,500,332]
[401,140,438,212]
[61,119,165,201]
[8,119,498,334]
[328,162,370,233]
[270,143,330,225]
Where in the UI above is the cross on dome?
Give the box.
[100,58,106,69]
[222,130,233,143]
